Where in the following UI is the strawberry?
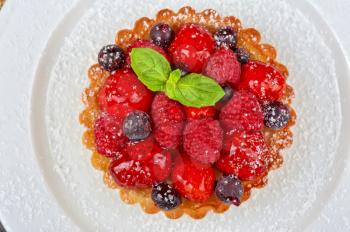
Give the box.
[124,136,157,162]
[126,40,171,65]
[109,156,154,188]
[148,148,173,182]
[216,130,270,180]
[183,119,223,164]
[203,48,241,85]
[169,24,215,73]
[94,114,127,158]
[151,93,186,148]
[219,90,264,131]
[239,60,286,101]
[184,106,216,120]
[172,155,215,202]
[98,68,153,118]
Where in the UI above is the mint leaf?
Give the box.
[166,73,225,107]
[165,69,181,99]
[130,48,171,91]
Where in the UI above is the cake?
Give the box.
[80,6,296,219]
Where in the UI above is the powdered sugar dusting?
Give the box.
[42,0,342,231]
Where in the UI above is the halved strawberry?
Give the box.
[98,68,153,118]
[124,136,157,162]
[169,24,215,73]
[172,155,215,202]
[239,60,286,101]
[216,130,270,180]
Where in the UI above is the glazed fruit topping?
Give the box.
[183,119,223,164]
[263,101,290,130]
[148,148,172,182]
[151,182,182,210]
[235,47,250,64]
[124,136,157,161]
[151,93,185,148]
[150,23,175,48]
[216,130,270,180]
[203,48,241,85]
[98,44,125,72]
[215,175,243,206]
[123,111,152,141]
[98,68,153,118]
[94,114,127,158]
[240,60,286,101]
[213,27,237,50]
[169,24,215,73]
[109,157,154,188]
[220,90,264,131]
[184,106,216,120]
[172,155,215,202]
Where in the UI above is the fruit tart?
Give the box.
[80,6,296,219]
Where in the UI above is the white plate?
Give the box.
[1,0,350,231]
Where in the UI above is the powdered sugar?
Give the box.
[40,0,343,231]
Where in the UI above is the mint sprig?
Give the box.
[130,48,225,107]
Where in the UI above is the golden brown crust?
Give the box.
[80,6,296,219]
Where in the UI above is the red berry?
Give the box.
[239,60,286,101]
[124,136,157,161]
[126,40,171,65]
[216,130,270,180]
[183,119,223,164]
[98,68,153,118]
[172,155,215,202]
[148,148,173,182]
[94,114,127,158]
[203,48,241,85]
[169,24,215,73]
[184,106,216,120]
[109,156,154,188]
[151,93,186,148]
[219,90,264,131]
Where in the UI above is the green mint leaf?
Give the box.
[166,73,225,107]
[165,69,181,99]
[130,48,171,91]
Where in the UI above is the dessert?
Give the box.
[80,6,296,219]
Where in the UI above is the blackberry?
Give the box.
[98,44,125,72]
[235,47,250,64]
[151,182,182,210]
[123,111,152,141]
[263,101,290,130]
[214,27,237,50]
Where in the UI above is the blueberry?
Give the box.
[150,23,175,48]
[151,182,182,210]
[98,44,125,72]
[215,175,243,206]
[235,48,250,64]
[123,111,152,141]
[216,85,234,109]
[263,101,290,130]
[214,27,237,50]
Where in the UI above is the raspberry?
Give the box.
[169,24,215,73]
[109,157,154,188]
[151,93,186,148]
[148,148,172,182]
[183,119,223,164]
[172,155,215,202]
[94,114,127,158]
[216,130,270,180]
[98,68,153,118]
[184,106,216,120]
[240,60,286,101]
[203,48,241,85]
[219,90,264,131]
[124,136,157,161]
[126,40,171,65]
